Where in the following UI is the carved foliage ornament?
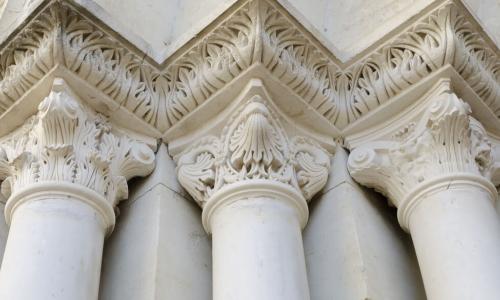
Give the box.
[335,3,500,126]
[0,79,155,206]
[348,91,498,207]
[0,1,497,132]
[176,96,331,207]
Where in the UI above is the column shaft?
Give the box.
[408,183,500,299]
[0,196,107,300]
[210,197,310,300]
[0,78,155,300]
[174,86,332,300]
[347,91,500,300]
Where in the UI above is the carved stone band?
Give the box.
[397,173,498,230]
[5,181,115,234]
[201,179,308,233]
[1,1,498,136]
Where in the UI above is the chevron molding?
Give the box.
[0,0,498,140]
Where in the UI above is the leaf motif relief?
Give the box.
[229,110,284,176]
[39,145,76,182]
[176,137,221,206]
[292,137,331,201]
[0,0,499,136]
[178,152,217,206]
[226,100,287,182]
[348,92,497,208]
[0,78,155,206]
[295,151,329,200]
[176,95,332,207]
[0,147,9,180]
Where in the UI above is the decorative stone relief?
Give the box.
[175,95,331,207]
[347,91,499,208]
[0,78,155,207]
[338,3,500,126]
[0,0,498,133]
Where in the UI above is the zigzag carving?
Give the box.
[0,0,498,133]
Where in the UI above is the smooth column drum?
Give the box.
[0,192,109,300]
[408,182,500,300]
[210,197,310,300]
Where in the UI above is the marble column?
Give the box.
[175,99,333,300]
[0,78,155,300]
[348,92,500,300]
[207,182,309,300]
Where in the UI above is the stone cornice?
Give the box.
[0,0,498,140]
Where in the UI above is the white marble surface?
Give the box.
[305,148,425,300]
[211,197,310,300]
[0,0,44,45]
[463,0,500,46]
[0,197,107,300]
[99,145,212,300]
[409,184,500,299]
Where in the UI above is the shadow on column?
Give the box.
[99,144,212,300]
[304,148,426,300]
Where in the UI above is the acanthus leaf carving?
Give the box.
[0,0,498,135]
[348,91,497,207]
[0,78,155,207]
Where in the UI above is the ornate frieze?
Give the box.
[0,78,155,209]
[0,0,498,136]
[347,90,499,210]
[338,3,500,126]
[175,93,331,208]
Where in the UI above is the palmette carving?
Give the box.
[348,91,499,207]
[0,78,155,206]
[1,1,497,133]
[224,100,290,184]
[176,96,332,207]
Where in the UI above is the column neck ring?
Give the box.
[397,173,497,232]
[201,179,308,233]
[5,182,116,235]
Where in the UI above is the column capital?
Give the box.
[174,80,333,232]
[0,78,155,230]
[348,90,499,230]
